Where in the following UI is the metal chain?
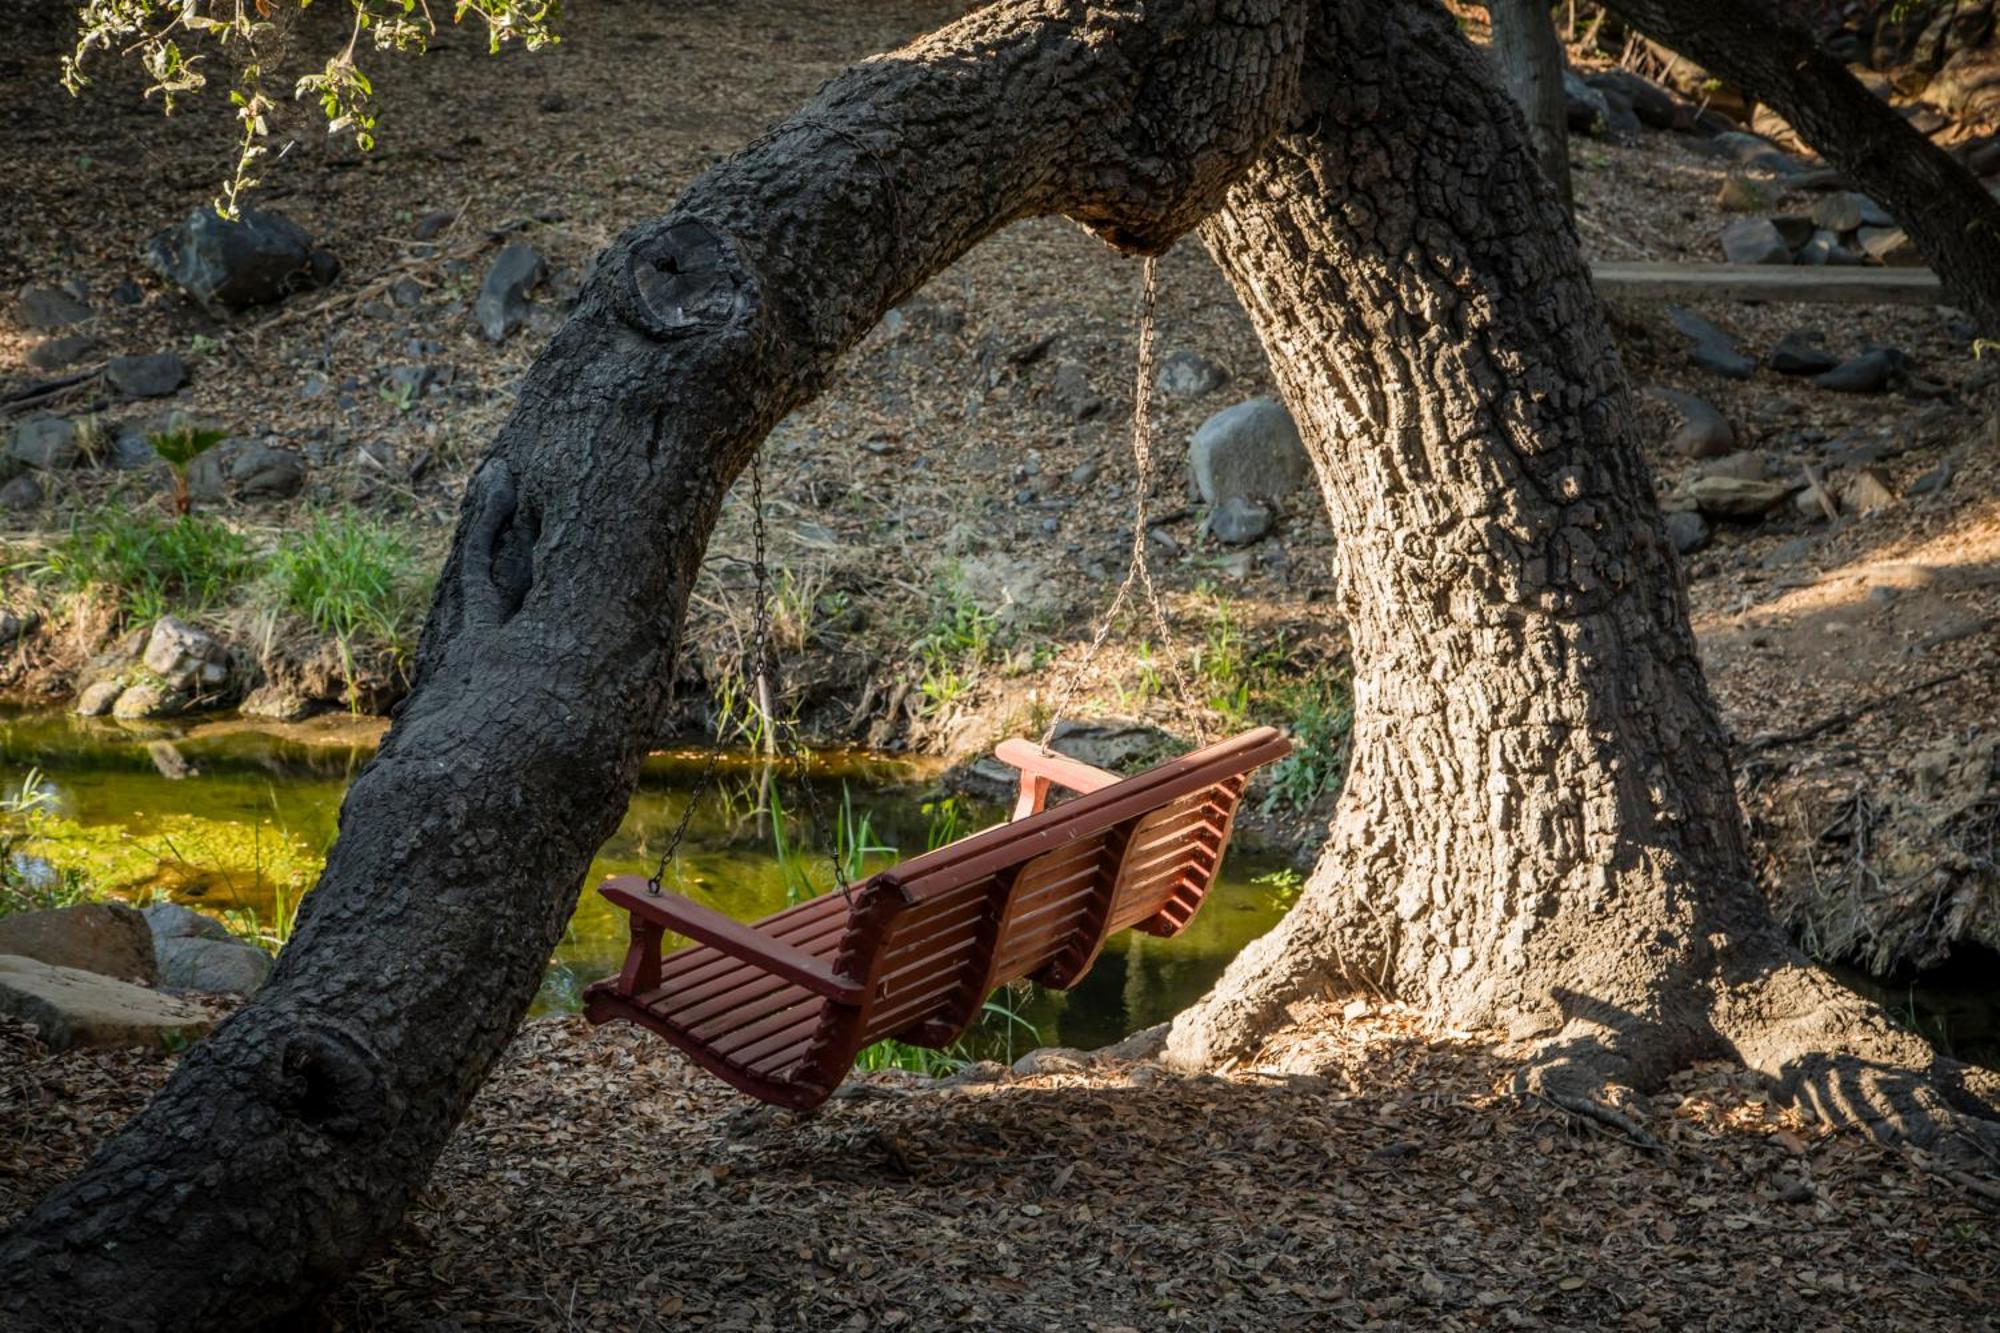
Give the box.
[1040,256,1207,748]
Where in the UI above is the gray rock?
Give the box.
[1563,71,1611,132]
[142,617,230,692]
[1664,510,1712,555]
[109,277,144,306]
[1011,1046,1089,1077]
[239,682,316,722]
[1585,68,1690,131]
[1720,217,1794,265]
[106,352,188,398]
[1068,459,1101,487]
[1710,130,1808,176]
[1797,228,1865,267]
[1814,348,1901,394]
[1189,397,1309,505]
[1049,362,1106,421]
[0,475,42,511]
[390,277,424,310]
[228,446,307,500]
[1155,350,1229,397]
[1688,475,1796,519]
[415,209,456,240]
[148,206,339,308]
[0,956,211,1052]
[1701,451,1769,483]
[10,416,79,471]
[0,904,156,984]
[1840,465,1898,514]
[111,681,189,721]
[1046,717,1173,771]
[155,935,271,995]
[475,244,546,342]
[143,903,234,944]
[1856,226,1921,266]
[1768,330,1840,376]
[1209,495,1274,545]
[1811,191,1894,232]
[1715,175,1774,213]
[1093,1021,1171,1063]
[1646,387,1734,457]
[1667,307,1755,379]
[74,680,123,717]
[1907,459,1955,495]
[26,334,104,370]
[18,285,92,331]
[0,610,39,646]
[1761,536,1814,568]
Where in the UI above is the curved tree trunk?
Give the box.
[0,3,1311,1328]
[1609,0,2000,334]
[1489,0,1574,211]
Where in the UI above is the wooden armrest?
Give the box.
[993,740,1123,820]
[993,740,1122,795]
[600,877,863,1004]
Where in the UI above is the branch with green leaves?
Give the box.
[63,0,559,218]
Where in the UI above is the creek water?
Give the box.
[0,709,1291,1061]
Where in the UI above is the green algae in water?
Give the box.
[0,710,1294,1058]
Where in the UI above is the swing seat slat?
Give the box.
[583,726,1289,1108]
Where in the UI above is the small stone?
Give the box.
[1154,350,1230,397]
[414,209,456,241]
[1011,1046,1089,1077]
[143,616,226,689]
[147,206,339,308]
[1840,466,1898,514]
[106,352,188,398]
[155,935,272,995]
[0,475,43,511]
[1049,362,1105,421]
[239,682,316,722]
[1069,459,1101,487]
[1189,397,1310,505]
[143,903,234,944]
[1665,511,1711,554]
[0,956,211,1052]
[1715,175,1773,213]
[475,244,546,342]
[109,278,144,306]
[390,277,425,309]
[1720,217,1794,266]
[1563,70,1611,132]
[1855,225,1921,266]
[17,285,93,330]
[1767,330,1840,376]
[1906,460,1955,495]
[1667,307,1755,379]
[1688,475,1796,519]
[111,681,188,721]
[1209,495,1274,545]
[1646,388,1735,457]
[537,90,571,113]
[1702,451,1769,483]
[75,680,123,717]
[26,335,103,371]
[1760,536,1813,568]
[1811,191,1894,233]
[228,446,307,500]
[1814,348,1901,394]
[9,416,79,470]
[0,611,39,646]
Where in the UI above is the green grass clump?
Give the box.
[1262,680,1353,815]
[268,512,428,652]
[44,511,253,623]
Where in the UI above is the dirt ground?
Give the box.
[3,2,1999,1324]
[4,1006,1996,1331]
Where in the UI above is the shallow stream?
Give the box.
[0,709,1291,1061]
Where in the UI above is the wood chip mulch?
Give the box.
[4,1007,1994,1330]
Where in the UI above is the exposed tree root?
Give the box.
[1511,1032,1668,1153]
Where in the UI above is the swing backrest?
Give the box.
[836,726,1288,1049]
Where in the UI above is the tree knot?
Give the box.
[614,219,764,343]
[273,1020,403,1141]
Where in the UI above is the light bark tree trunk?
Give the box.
[1609,0,2000,332]
[1489,0,1575,211]
[5,2,1995,1329]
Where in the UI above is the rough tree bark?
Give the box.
[1489,0,1574,211]
[5,2,1995,1329]
[1164,2,2000,1162]
[1609,0,2000,333]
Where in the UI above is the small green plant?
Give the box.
[378,379,418,413]
[43,510,252,622]
[0,842,92,918]
[1261,679,1354,815]
[1254,867,1304,912]
[921,796,965,852]
[833,784,895,884]
[267,512,429,705]
[913,566,1000,717]
[149,423,229,517]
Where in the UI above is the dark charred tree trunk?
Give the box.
[4,2,1995,1329]
[1489,0,1574,211]
[1609,0,2000,333]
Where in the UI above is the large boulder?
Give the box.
[147,206,339,309]
[0,903,157,984]
[1188,397,1310,507]
[0,955,210,1051]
